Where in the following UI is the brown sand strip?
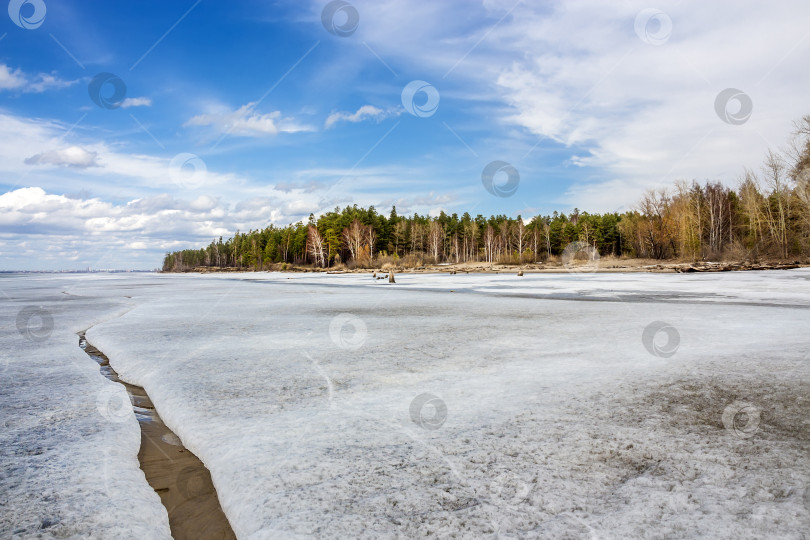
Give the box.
[79,333,236,540]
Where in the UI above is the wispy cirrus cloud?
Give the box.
[185,102,316,137]
[355,0,810,210]
[24,146,100,169]
[325,105,402,129]
[273,179,327,193]
[121,97,152,108]
[0,64,77,93]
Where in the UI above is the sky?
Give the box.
[1,0,809,270]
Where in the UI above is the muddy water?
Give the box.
[79,333,235,539]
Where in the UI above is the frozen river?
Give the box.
[2,270,809,538]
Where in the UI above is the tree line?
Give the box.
[163,115,810,271]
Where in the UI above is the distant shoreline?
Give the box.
[164,258,809,275]
[0,270,156,274]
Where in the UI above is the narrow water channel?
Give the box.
[79,332,236,539]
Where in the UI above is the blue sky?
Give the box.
[1,0,809,269]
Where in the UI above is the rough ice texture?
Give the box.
[4,270,810,538]
[0,274,171,539]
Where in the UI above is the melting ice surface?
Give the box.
[2,270,810,538]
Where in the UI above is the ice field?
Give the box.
[2,270,810,538]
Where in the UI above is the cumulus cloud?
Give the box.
[325,105,401,128]
[185,102,315,137]
[0,187,266,240]
[0,187,230,268]
[24,146,100,169]
[0,64,76,93]
[0,64,28,90]
[121,97,152,108]
[0,112,244,195]
[1,112,428,236]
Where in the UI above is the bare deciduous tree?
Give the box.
[428,221,444,262]
[342,219,364,261]
[484,224,496,263]
[761,151,791,258]
[307,225,327,267]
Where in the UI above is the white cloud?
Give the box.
[0,187,237,268]
[325,105,401,128]
[354,0,810,211]
[185,102,316,137]
[0,186,270,246]
[0,64,27,90]
[27,73,76,93]
[273,179,326,193]
[0,64,76,93]
[121,97,152,108]
[488,1,810,209]
[24,146,100,169]
[0,112,421,269]
[0,113,439,242]
[0,112,242,195]
[14,0,809,264]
